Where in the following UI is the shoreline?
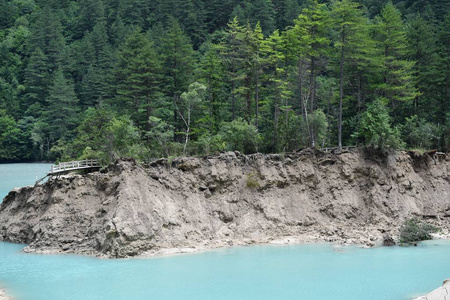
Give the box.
[18,225,450,259]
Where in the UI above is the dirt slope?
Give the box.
[1,149,449,258]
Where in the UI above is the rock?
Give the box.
[382,234,396,246]
[415,279,450,300]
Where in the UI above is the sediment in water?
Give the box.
[0,149,449,258]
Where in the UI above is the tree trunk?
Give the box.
[255,69,259,129]
[298,59,305,120]
[245,76,251,124]
[338,33,345,151]
[309,56,316,114]
[273,97,280,152]
[231,61,236,120]
[357,73,362,112]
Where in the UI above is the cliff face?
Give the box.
[1,149,449,258]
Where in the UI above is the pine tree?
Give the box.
[197,41,227,132]
[161,17,195,138]
[262,30,291,151]
[231,0,276,35]
[80,22,116,108]
[375,2,419,105]
[441,13,450,129]
[115,31,163,131]
[331,0,373,150]
[239,22,258,124]
[74,0,106,39]
[45,69,80,142]
[253,23,265,130]
[222,17,244,120]
[28,6,65,72]
[121,0,150,28]
[23,48,50,109]
[176,0,207,48]
[406,13,444,121]
[291,0,331,147]
[0,0,17,30]
[62,36,95,106]
[204,0,240,31]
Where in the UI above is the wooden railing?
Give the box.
[320,145,358,153]
[35,159,101,185]
[50,159,100,175]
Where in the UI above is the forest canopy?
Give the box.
[0,0,449,163]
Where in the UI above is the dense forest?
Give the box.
[0,0,449,163]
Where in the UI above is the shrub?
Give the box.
[194,133,226,155]
[220,118,260,154]
[352,98,404,151]
[402,115,441,150]
[399,218,439,244]
[246,172,260,189]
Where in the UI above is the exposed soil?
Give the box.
[1,149,449,258]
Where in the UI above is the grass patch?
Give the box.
[246,172,260,189]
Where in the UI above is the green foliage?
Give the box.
[375,2,420,104]
[307,109,329,149]
[331,0,375,149]
[220,118,260,154]
[0,110,30,161]
[23,48,49,108]
[178,82,206,155]
[115,30,162,130]
[147,116,175,158]
[105,116,144,162]
[56,106,145,164]
[231,0,276,36]
[353,99,404,150]
[399,218,439,244]
[402,115,441,150]
[0,0,448,162]
[45,68,80,142]
[193,133,226,155]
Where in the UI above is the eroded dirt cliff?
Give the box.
[1,149,449,257]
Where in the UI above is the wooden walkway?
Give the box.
[35,159,100,185]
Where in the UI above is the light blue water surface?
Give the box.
[0,163,52,201]
[1,163,449,300]
[1,241,450,300]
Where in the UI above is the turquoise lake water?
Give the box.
[0,163,52,201]
[1,241,450,300]
[1,164,449,300]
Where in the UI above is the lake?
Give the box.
[0,163,52,201]
[1,163,449,300]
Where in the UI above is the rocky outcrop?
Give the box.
[0,149,449,258]
[382,234,396,246]
[416,279,450,300]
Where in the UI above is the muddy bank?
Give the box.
[0,149,449,258]
[0,289,12,300]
